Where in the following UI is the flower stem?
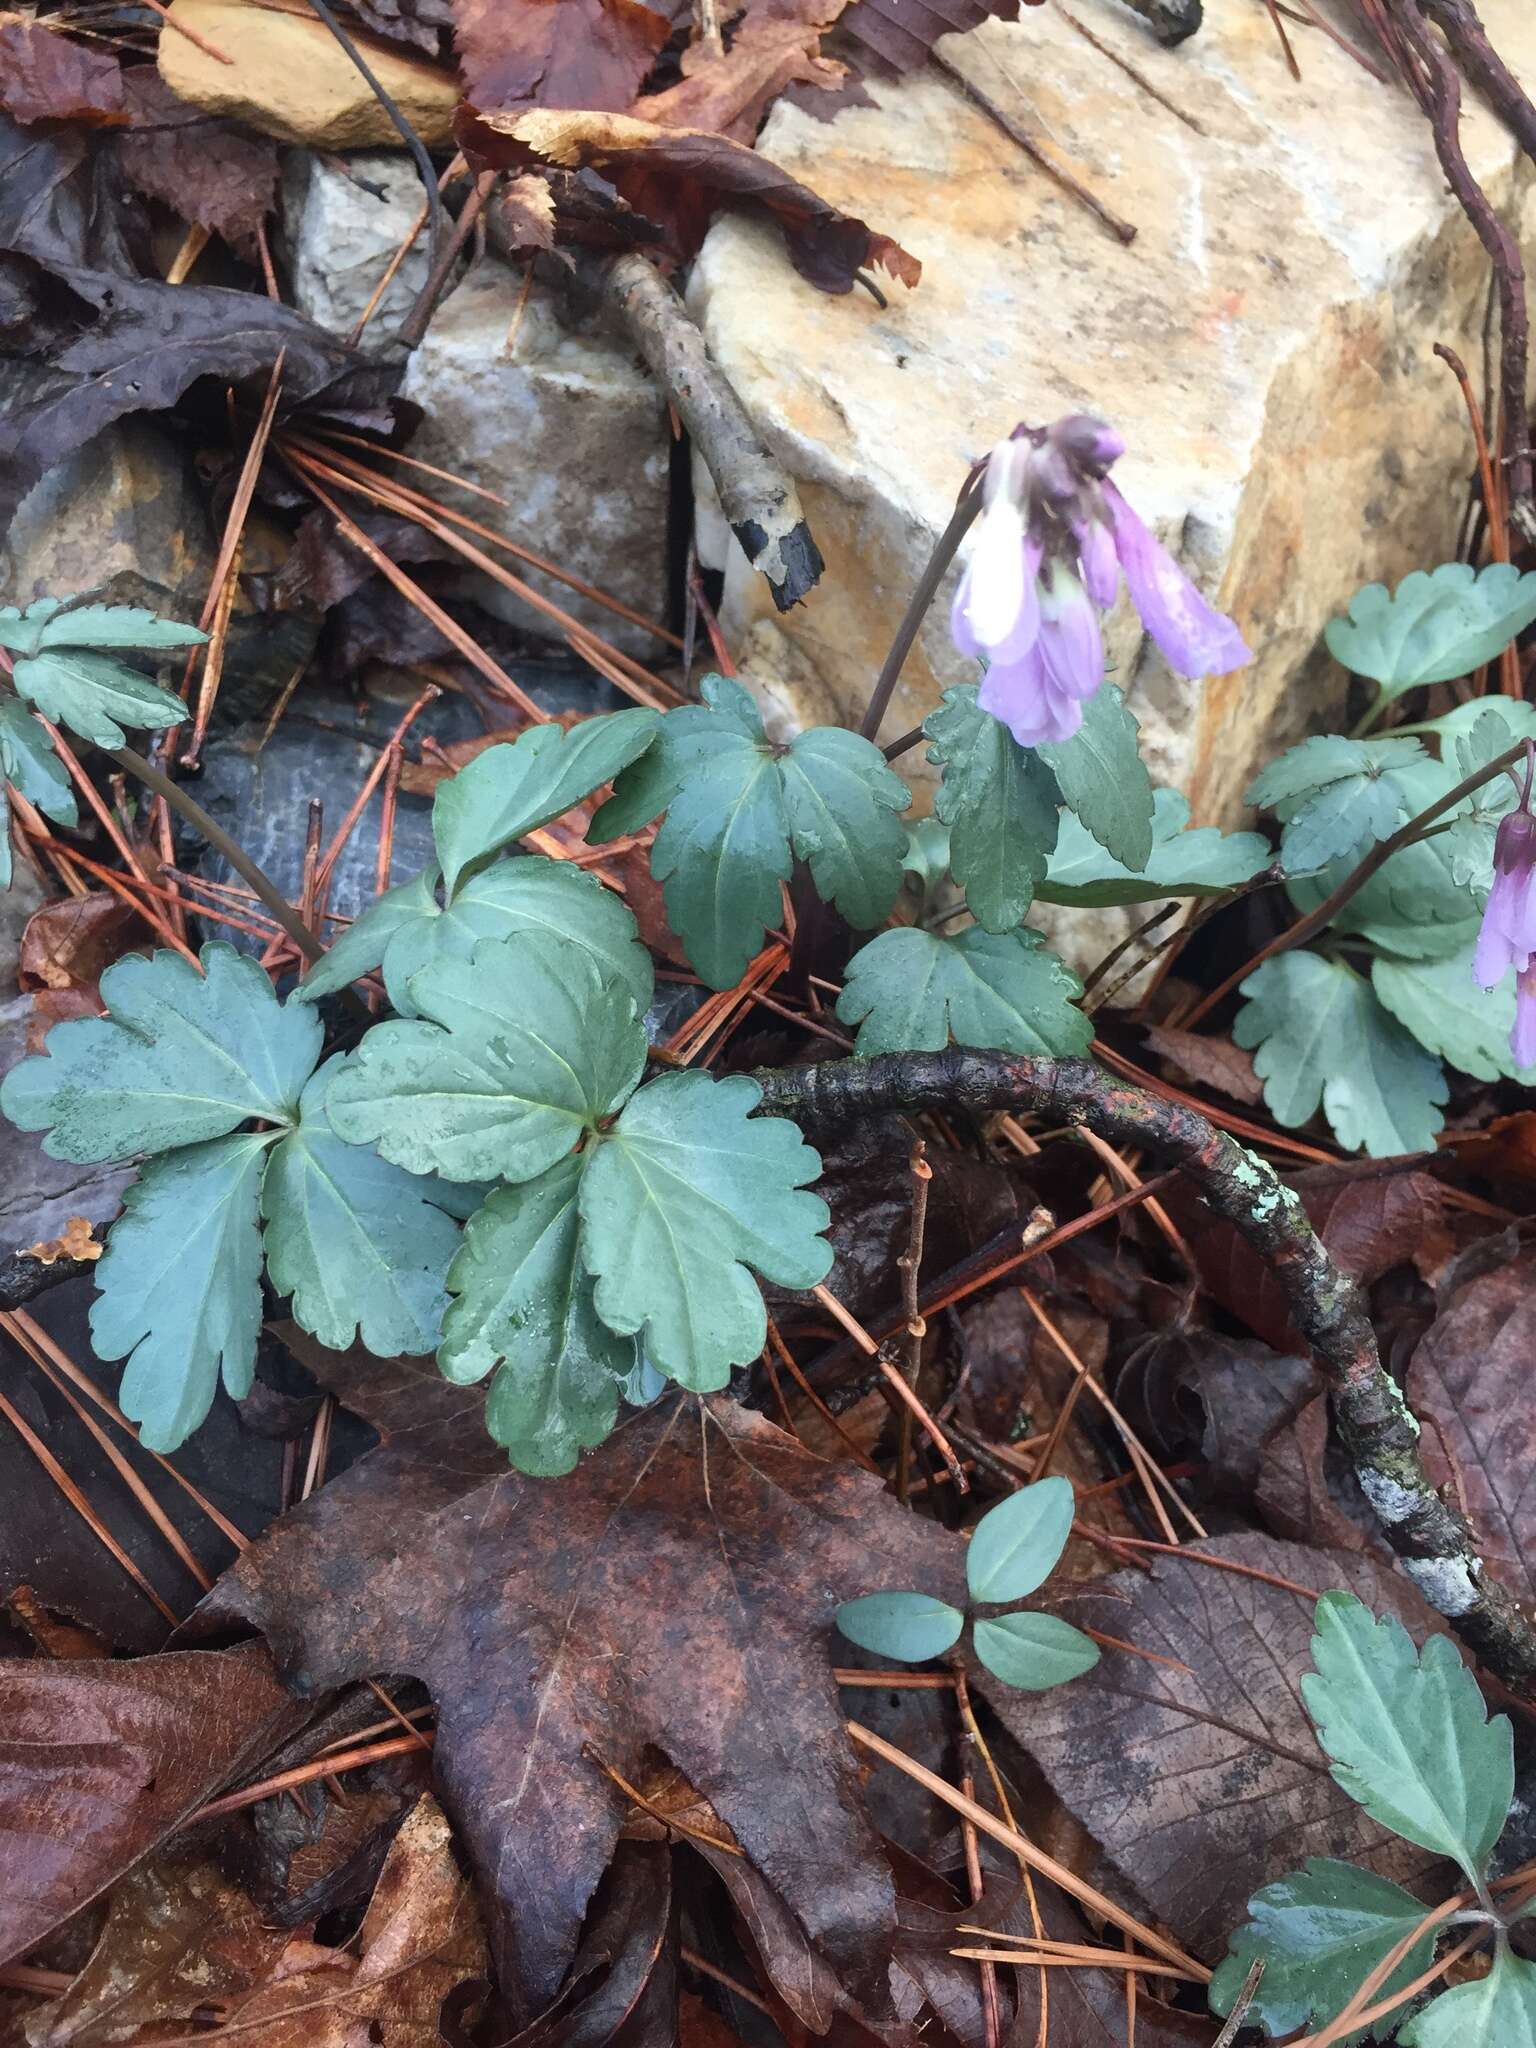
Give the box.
[1179,736,1530,1029]
[857,480,982,742]
[111,745,326,967]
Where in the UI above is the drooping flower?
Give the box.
[1472,747,1536,1069]
[950,415,1253,746]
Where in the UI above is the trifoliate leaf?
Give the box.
[91,1135,270,1452]
[1233,952,1447,1157]
[1036,680,1155,872]
[261,1065,465,1360]
[971,1612,1100,1690]
[0,598,207,657]
[835,926,1092,1059]
[1038,788,1269,906]
[301,860,654,1020]
[0,697,76,826]
[924,683,1060,930]
[10,648,188,748]
[592,675,909,989]
[834,1591,965,1663]
[326,933,645,1185]
[579,1070,832,1391]
[1247,735,1426,873]
[1373,945,1536,1084]
[1326,562,1536,696]
[1453,704,1529,781]
[965,1476,1075,1602]
[1301,1591,1513,1881]
[432,710,661,898]
[1209,1858,1436,2045]
[1401,1950,1536,2048]
[0,942,322,1162]
[439,1154,635,1476]
[1421,696,1536,749]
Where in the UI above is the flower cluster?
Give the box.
[951,416,1252,747]
[1474,752,1536,1068]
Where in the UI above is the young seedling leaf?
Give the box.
[0,942,322,1162]
[1038,788,1270,907]
[0,697,77,825]
[1400,1948,1536,2047]
[261,1064,465,1360]
[431,709,661,898]
[924,683,1060,930]
[901,817,953,901]
[326,933,645,1185]
[834,1591,965,1662]
[10,647,189,748]
[835,926,1092,1059]
[91,1134,270,1451]
[1301,1591,1514,1882]
[1374,945,1536,1084]
[579,1071,832,1391]
[1326,562,1536,697]
[439,1154,635,1476]
[965,1475,1075,1602]
[971,1612,1100,1690]
[1234,952,1447,1157]
[592,676,909,989]
[1036,679,1155,872]
[1209,1858,1436,2046]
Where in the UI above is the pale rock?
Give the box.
[158,0,458,148]
[2,419,214,615]
[400,264,673,652]
[687,1,1536,966]
[281,149,430,339]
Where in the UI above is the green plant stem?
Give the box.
[1179,737,1528,1029]
[111,745,327,967]
[858,482,982,742]
[753,1046,1536,1696]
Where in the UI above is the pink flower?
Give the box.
[950,415,1253,748]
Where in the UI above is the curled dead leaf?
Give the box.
[460,106,921,292]
[23,1216,102,1266]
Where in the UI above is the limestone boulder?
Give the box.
[400,265,673,652]
[688,0,1536,831]
[281,149,431,339]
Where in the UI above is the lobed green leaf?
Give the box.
[11,647,188,749]
[836,925,1092,1059]
[1325,562,1536,696]
[1038,788,1269,906]
[925,684,1060,931]
[1036,680,1155,872]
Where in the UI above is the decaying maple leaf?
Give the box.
[638,16,849,144]
[837,0,1026,77]
[193,1355,963,2020]
[460,105,920,291]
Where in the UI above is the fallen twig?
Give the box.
[606,253,824,612]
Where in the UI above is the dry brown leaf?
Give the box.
[638,17,848,143]
[496,170,559,251]
[0,19,127,128]
[23,1215,102,1266]
[452,0,679,113]
[461,105,920,291]
[1142,1022,1263,1107]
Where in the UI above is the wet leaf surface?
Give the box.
[0,1640,301,1967]
[0,23,127,130]
[195,1362,965,2019]
[984,1533,1445,1959]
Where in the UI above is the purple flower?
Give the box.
[1474,808,1536,989]
[1515,963,1536,1071]
[950,415,1253,747]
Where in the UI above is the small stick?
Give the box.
[1053,4,1206,130]
[895,1138,933,1503]
[959,1771,1004,2048]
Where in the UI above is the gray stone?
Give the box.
[281,148,430,340]
[400,264,673,653]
